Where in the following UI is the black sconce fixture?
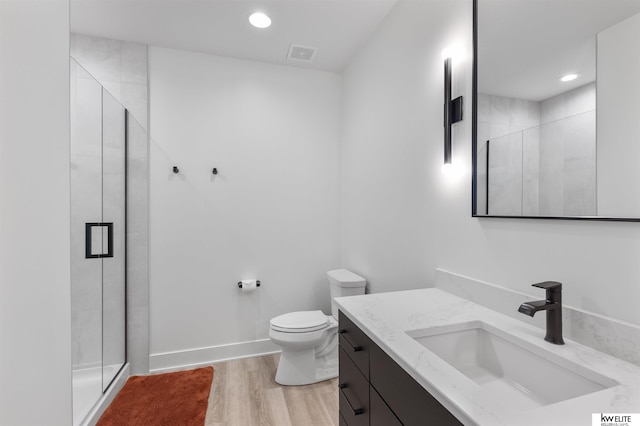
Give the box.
[444,56,464,166]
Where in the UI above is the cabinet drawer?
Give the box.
[339,412,348,426]
[370,386,402,426]
[339,346,369,426]
[370,343,462,426]
[338,310,371,379]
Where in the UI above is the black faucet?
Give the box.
[518,281,564,345]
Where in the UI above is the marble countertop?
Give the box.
[334,288,640,426]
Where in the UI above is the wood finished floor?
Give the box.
[205,353,339,426]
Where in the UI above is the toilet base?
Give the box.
[274,345,338,386]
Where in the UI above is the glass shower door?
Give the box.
[70,58,126,425]
[101,90,126,391]
[70,60,104,425]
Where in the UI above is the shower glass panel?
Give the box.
[484,110,596,217]
[70,58,126,426]
[101,90,126,391]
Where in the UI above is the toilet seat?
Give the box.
[270,310,329,333]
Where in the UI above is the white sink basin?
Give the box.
[406,321,618,409]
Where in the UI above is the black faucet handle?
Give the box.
[532,281,562,291]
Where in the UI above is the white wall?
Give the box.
[0,1,72,425]
[149,47,341,365]
[341,0,640,326]
[597,12,640,217]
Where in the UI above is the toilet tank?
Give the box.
[327,269,366,319]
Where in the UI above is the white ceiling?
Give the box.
[479,0,640,101]
[70,0,398,72]
[71,0,640,98]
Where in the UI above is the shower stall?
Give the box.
[70,58,136,425]
[479,109,596,217]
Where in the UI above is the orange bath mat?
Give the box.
[96,366,213,426]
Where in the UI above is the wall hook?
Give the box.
[173,166,179,174]
[212,167,218,175]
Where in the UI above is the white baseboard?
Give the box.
[149,338,281,373]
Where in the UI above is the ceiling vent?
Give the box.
[287,44,318,63]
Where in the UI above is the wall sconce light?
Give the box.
[443,56,463,168]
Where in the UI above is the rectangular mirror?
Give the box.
[472,0,640,221]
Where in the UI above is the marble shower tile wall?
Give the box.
[541,82,596,124]
[487,132,523,215]
[71,34,147,128]
[70,62,103,369]
[71,33,149,374]
[435,268,640,366]
[522,126,540,215]
[539,83,596,216]
[478,83,596,217]
[538,111,596,216]
[477,93,541,215]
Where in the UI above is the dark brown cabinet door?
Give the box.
[338,310,463,426]
[370,386,402,426]
[339,311,371,379]
[339,346,369,426]
[370,343,462,426]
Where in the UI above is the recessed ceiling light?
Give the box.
[560,73,581,82]
[249,12,271,29]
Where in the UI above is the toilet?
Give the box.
[269,269,366,386]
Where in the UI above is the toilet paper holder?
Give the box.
[238,280,261,288]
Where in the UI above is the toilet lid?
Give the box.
[270,310,329,333]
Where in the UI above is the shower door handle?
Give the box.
[85,222,114,258]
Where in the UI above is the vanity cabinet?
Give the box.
[339,346,370,426]
[338,311,462,426]
[369,387,402,426]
